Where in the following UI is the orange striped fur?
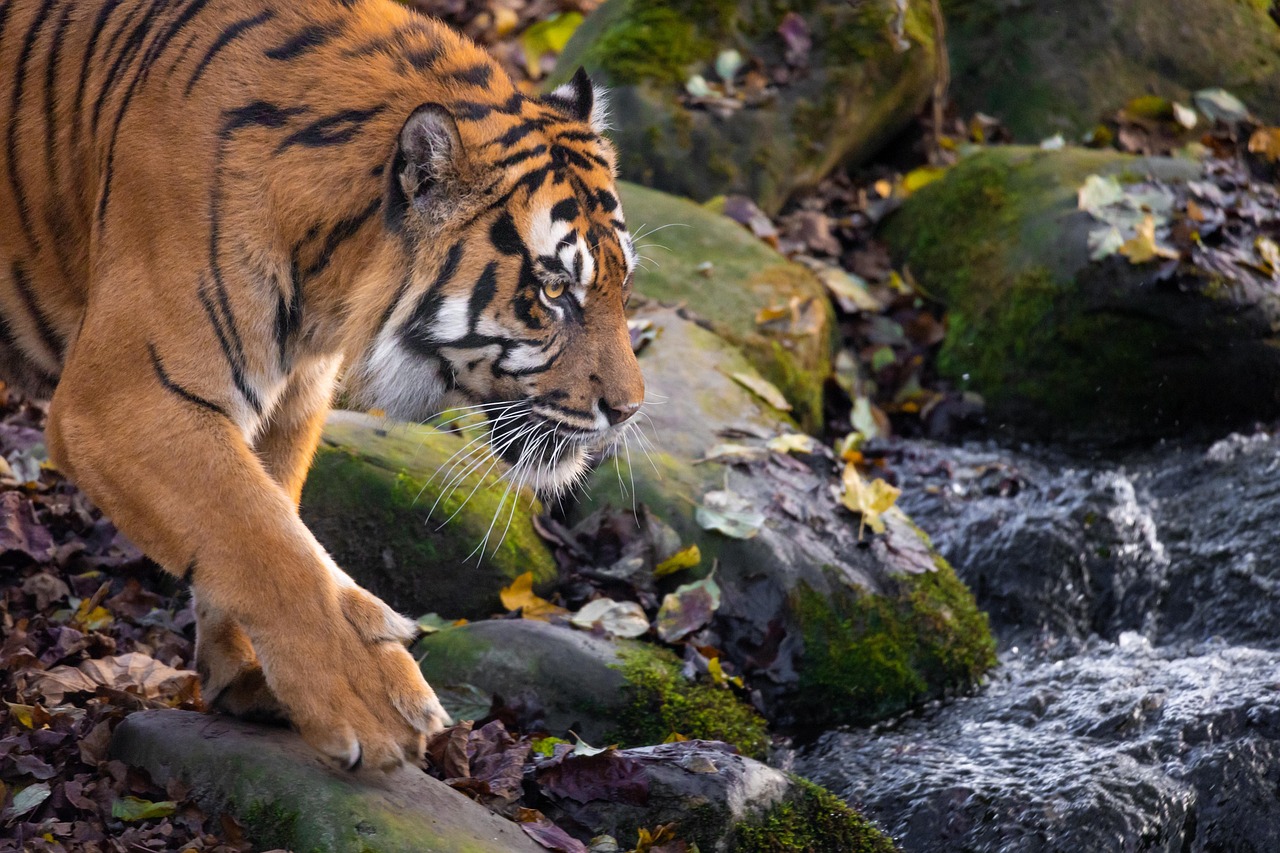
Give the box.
[0,0,643,769]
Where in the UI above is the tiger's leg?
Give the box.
[47,316,447,770]
[196,357,341,720]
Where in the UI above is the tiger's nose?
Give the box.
[602,399,642,426]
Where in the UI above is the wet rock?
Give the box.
[793,637,1280,853]
[110,710,546,853]
[579,305,995,727]
[536,741,896,852]
[944,0,1280,140]
[884,441,1165,649]
[620,182,835,431]
[414,619,770,757]
[299,411,558,620]
[882,145,1280,442]
[555,0,939,213]
[885,430,1280,650]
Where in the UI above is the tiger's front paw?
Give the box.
[255,585,450,771]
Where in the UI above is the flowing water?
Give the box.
[789,432,1280,851]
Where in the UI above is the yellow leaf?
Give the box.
[1186,199,1206,222]
[754,304,790,326]
[663,731,689,743]
[520,12,584,78]
[654,544,701,578]
[1118,214,1179,265]
[903,165,947,194]
[729,372,792,411]
[1257,236,1280,273]
[5,702,35,728]
[1248,127,1280,163]
[499,572,567,621]
[765,433,816,454]
[839,463,901,539]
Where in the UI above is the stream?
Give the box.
[787,431,1280,851]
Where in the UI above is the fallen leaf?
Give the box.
[521,816,589,853]
[500,572,568,621]
[698,444,768,464]
[537,750,648,806]
[684,74,712,98]
[706,656,742,689]
[800,260,884,313]
[569,598,650,638]
[111,796,177,822]
[714,49,743,82]
[1118,214,1180,264]
[1173,102,1198,129]
[1088,225,1127,261]
[32,652,198,704]
[839,464,901,538]
[1039,134,1065,151]
[695,489,764,539]
[1078,174,1124,215]
[728,373,791,411]
[2,782,50,822]
[416,613,456,634]
[655,576,722,642]
[902,165,947,193]
[777,11,811,65]
[0,492,54,561]
[1194,88,1250,124]
[1249,128,1280,163]
[654,544,701,578]
[766,433,816,454]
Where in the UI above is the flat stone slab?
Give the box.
[111,710,545,853]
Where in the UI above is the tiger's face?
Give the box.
[354,70,644,497]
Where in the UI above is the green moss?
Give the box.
[881,146,1204,437]
[735,776,897,853]
[611,646,769,759]
[243,799,303,852]
[300,418,558,620]
[791,555,995,725]
[573,0,739,85]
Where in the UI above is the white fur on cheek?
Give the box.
[356,333,449,421]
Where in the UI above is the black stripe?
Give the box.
[186,10,273,95]
[92,0,170,136]
[467,263,499,326]
[550,198,579,223]
[276,105,386,151]
[41,5,74,278]
[6,0,58,251]
[489,212,524,256]
[99,0,213,225]
[491,145,546,170]
[197,279,262,414]
[222,100,306,135]
[405,45,440,71]
[265,21,340,60]
[302,198,381,280]
[70,1,123,185]
[149,342,229,416]
[555,130,599,143]
[400,242,465,352]
[275,268,302,371]
[11,262,61,359]
[450,64,491,87]
[452,92,523,122]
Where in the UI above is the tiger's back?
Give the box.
[0,0,645,770]
[0,0,523,398]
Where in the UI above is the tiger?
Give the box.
[0,0,645,771]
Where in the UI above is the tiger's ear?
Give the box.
[388,103,463,226]
[545,67,610,133]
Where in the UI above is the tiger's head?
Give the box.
[351,69,644,497]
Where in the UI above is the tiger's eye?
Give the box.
[543,280,566,300]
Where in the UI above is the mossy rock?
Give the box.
[620,181,835,431]
[300,411,557,620]
[577,306,995,726]
[882,145,1280,441]
[555,0,939,213]
[538,742,897,853]
[943,0,1280,140]
[111,711,546,853]
[414,619,769,758]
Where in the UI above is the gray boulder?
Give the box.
[944,0,1280,140]
[110,710,546,853]
[882,145,1280,442]
[579,305,995,727]
[555,0,940,213]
